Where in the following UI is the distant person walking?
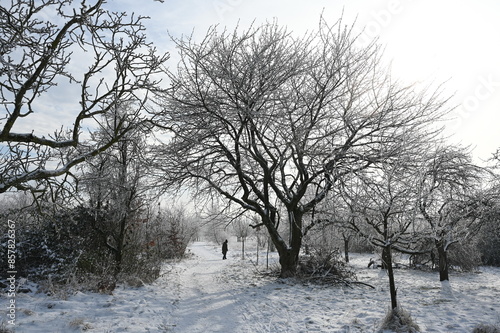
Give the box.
[222,240,228,260]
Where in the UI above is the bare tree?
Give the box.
[476,201,500,266]
[153,18,449,277]
[200,201,232,245]
[342,160,424,311]
[79,103,157,280]
[151,205,198,260]
[477,149,500,266]
[0,0,168,195]
[417,145,487,282]
[233,217,249,259]
[306,186,363,264]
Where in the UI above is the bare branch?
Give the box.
[151,18,450,277]
[0,0,169,193]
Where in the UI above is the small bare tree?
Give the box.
[0,0,168,196]
[152,206,198,260]
[78,103,158,283]
[343,160,424,311]
[417,145,487,282]
[233,218,249,259]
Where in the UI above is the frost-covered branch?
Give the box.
[0,0,169,194]
[151,16,449,277]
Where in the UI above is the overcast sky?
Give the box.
[12,0,500,164]
[106,0,500,163]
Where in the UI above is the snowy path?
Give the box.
[168,242,244,332]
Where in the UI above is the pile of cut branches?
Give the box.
[297,248,371,288]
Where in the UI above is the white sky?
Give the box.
[12,0,500,164]
[111,0,500,163]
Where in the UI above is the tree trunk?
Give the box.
[264,209,303,278]
[343,234,350,263]
[384,245,398,310]
[436,241,449,281]
[256,235,259,265]
[381,246,390,270]
[266,239,270,270]
[278,248,299,278]
[115,215,127,277]
[241,237,245,260]
[273,225,301,278]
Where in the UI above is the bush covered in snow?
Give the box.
[150,207,198,260]
[448,241,482,272]
[0,207,87,282]
[0,203,196,292]
[0,320,15,333]
[476,215,500,267]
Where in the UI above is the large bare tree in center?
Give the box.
[154,19,448,277]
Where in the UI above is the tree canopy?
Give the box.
[153,18,450,277]
[0,0,168,196]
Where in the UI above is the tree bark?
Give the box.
[265,209,303,278]
[384,245,398,310]
[278,248,299,278]
[436,241,449,281]
[381,246,391,270]
[343,234,350,263]
[241,237,245,260]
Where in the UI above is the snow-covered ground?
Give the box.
[3,239,500,332]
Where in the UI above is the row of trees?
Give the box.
[1,0,500,311]
[310,145,498,309]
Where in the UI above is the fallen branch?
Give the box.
[350,281,376,289]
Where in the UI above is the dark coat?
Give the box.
[222,241,228,254]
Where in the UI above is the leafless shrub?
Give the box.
[150,207,198,260]
[448,241,482,272]
[69,318,93,331]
